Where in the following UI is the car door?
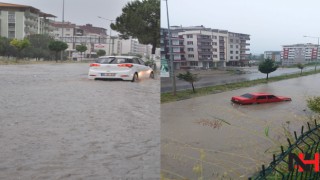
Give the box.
[256,95,268,104]
[267,95,280,103]
[132,58,143,73]
[137,58,150,77]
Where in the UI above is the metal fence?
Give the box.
[249,120,320,180]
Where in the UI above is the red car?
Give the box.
[231,92,292,105]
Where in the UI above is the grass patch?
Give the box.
[161,70,320,103]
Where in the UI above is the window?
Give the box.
[230,56,233,59]
[66,28,70,31]
[230,39,233,43]
[236,51,239,54]
[187,48,194,52]
[212,35,217,39]
[181,62,187,66]
[236,56,239,59]
[213,48,217,52]
[230,51,233,54]
[257,96,267,100]
[187,34,193,38]
[133,58,140,64]
[190,61,198,66]
[241,93,253,99]
[230,45,233,48]
[187,41,193,45]
[212,42,217,46]
[212,55,218,58]
[267,95,276,99]
[188,54,194,58]
[236,45,239,48]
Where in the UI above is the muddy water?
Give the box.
[0,63,160,179]
[161,74,320,179]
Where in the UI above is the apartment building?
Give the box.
[0,2,56,39]
[264,51,281,62]
[161,26,250,70]
[281,43,319,66]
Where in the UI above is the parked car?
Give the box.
[231,92,292,105]
[88,56,154,82]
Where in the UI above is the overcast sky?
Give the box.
[7,0,132,35]
[161,0,320,54]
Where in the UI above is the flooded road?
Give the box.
[161,73,320,179]
[0,63,160,179]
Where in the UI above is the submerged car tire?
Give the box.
[131,73,138,82]
[149,71,155,79]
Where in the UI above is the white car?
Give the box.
[88,56,154,82]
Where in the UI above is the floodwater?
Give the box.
[0,63,160,179]
[161,73,320,179]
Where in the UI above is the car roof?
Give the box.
[98,55,138,59]
[249,92,273,96]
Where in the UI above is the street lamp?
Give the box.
[303,35,319,71]
[61,0,65,60]
[98,16,115,55]
[164,0,176,95]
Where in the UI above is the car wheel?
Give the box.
[149,71,155,79]
[131,73,138,82]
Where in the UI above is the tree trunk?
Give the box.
[301,69,302,75]
[151,41,156,56]
[191,83,196,93]
[266,73,269,80]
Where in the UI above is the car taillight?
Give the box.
[118,64,133,68]
[90,63,100,67]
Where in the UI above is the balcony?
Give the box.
[198,51,212,55]
[197,37,212,42]
[198,44,212,48]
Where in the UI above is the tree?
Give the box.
[0,37,17,58]
[48,40,68,62]
[10,38,30,59]
[96,49,106,57]
[258,58,278,80]
[111,0,160,56]
[177,71,200,93]
[76,44,87,60]
[297,63,305,75]
[307,96,320,114]
[26,34,55,60]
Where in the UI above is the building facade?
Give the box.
[0,2,55,39]
[264,51,281,62]
[281,43,319,66]
[161,26,250,70]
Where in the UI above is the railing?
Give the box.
[249,119,320,180]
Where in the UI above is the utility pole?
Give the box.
[165,0,176,95]
[60,0,65,61]
[98,16,114,56]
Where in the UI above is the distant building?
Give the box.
[0,2,56,39]
[51,22,108,58]
[161,26,250,70]
[281,43,319,66]
[264,51,281,62]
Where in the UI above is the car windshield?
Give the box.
[241,93,253,99]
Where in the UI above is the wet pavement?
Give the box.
[0,63,160,179]
[161,66,315,92]
[161,73,320,179]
